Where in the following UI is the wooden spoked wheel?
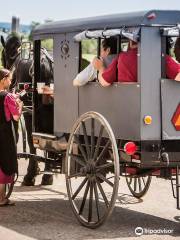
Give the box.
[126,175,152,198]
[66,112,119,228]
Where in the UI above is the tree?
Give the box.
[29,21,40,41]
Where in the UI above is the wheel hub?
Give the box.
[80,161,96,175]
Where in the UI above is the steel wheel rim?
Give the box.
[66,111,119,228]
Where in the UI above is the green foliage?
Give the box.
[29,21,40,41]
[28,20,53,52]
[82,39,97,54]
[81,39,97,69]
[41,39,53,51]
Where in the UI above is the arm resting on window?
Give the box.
[175,72,180,81]
[98,69,111,87]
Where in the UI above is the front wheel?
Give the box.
[66,112,119,228]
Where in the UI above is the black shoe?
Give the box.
[22,176,35,186]
[41,174,53,185]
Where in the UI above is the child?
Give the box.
[0,68,23,206]
[73,37,117,86]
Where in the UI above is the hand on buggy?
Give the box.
[92,57,104,71]
[16,98,24,109]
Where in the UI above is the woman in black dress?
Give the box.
[0,69,23,206]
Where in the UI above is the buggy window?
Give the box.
[40,38,54,84]
[160,26,180,79]
[75,28,140,83]
[161,36,180,79]
[80,39,97,71]
[34,38,54,134]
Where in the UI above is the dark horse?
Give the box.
[1,33,54,185]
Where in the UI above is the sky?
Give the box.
[0,0,180,24]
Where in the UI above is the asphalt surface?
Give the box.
[0,145,180,239]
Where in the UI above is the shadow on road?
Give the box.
[1,185,180,239]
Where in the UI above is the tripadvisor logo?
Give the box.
[135,227,143,236]
[135,227,173,235]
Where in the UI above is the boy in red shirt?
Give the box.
[93,40,180,86]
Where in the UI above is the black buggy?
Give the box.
[17,10,180,228]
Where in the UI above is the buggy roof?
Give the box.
[32,10,180,39]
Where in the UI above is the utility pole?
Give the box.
[11,16,20,33]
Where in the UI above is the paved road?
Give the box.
[0,138,180,240]
[1,158,180,240]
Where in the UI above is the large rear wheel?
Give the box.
[66,112,119,228]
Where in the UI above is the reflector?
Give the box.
[171,103,180,131]
[147,12,156,20]
[124,142,137,155]
[144,115,152,125]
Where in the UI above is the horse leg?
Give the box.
[22,113,39,186]
[41,151,53,185]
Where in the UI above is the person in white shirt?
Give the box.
[73,37,117,86]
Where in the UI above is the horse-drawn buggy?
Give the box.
[3,10,180,228]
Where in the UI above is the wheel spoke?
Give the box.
[142,177,146,186]
[134,178,137,192]
[90,118,95,159]
[138,177,142,192]
[94,181,100,221]
[93,125,104,161]
[79,180,90,215]
[96,178,109,208]
[96,162,114,171]
[69,153,86,167]
[81,121,91,159]
[127,177,132,185]
[72,177,88,200]
[88,180,94,222]
[73,135,88,162]
[95,140,111,165]
[96,173,114,188]
[67,172,84,179]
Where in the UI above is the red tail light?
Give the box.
[147,12,156,20]
[124,142,137,155]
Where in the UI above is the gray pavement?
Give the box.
[0,138,180,240]
[0,158,180,240]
